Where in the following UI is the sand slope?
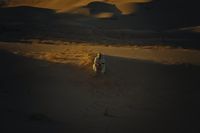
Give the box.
[0,1,200,132]
[0,42,200,133]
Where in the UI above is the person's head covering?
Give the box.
[97,52,102,58]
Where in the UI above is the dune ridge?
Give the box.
[2,0,151,15]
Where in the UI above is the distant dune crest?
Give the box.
[1,0,200,30]
[2,0,151,16]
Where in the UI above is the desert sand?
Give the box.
[0,0,200,133]
[0,42,200,133]
[1,42,200,66]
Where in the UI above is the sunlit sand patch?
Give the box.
[0,42,200,66]
[0,43,94,68]
[24,50,93,67]
[88,45,200,65]
[93,12,114,18]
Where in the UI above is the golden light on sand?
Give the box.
[0,42,200,66]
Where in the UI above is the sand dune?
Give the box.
[2,0,150,15]
[0,42,200,133]
[0,1,200,133]
[2,0,200,29]
[1,1,200,49]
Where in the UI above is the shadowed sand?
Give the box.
[0,42,200,133]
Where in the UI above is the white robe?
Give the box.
[93,56,106,73]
